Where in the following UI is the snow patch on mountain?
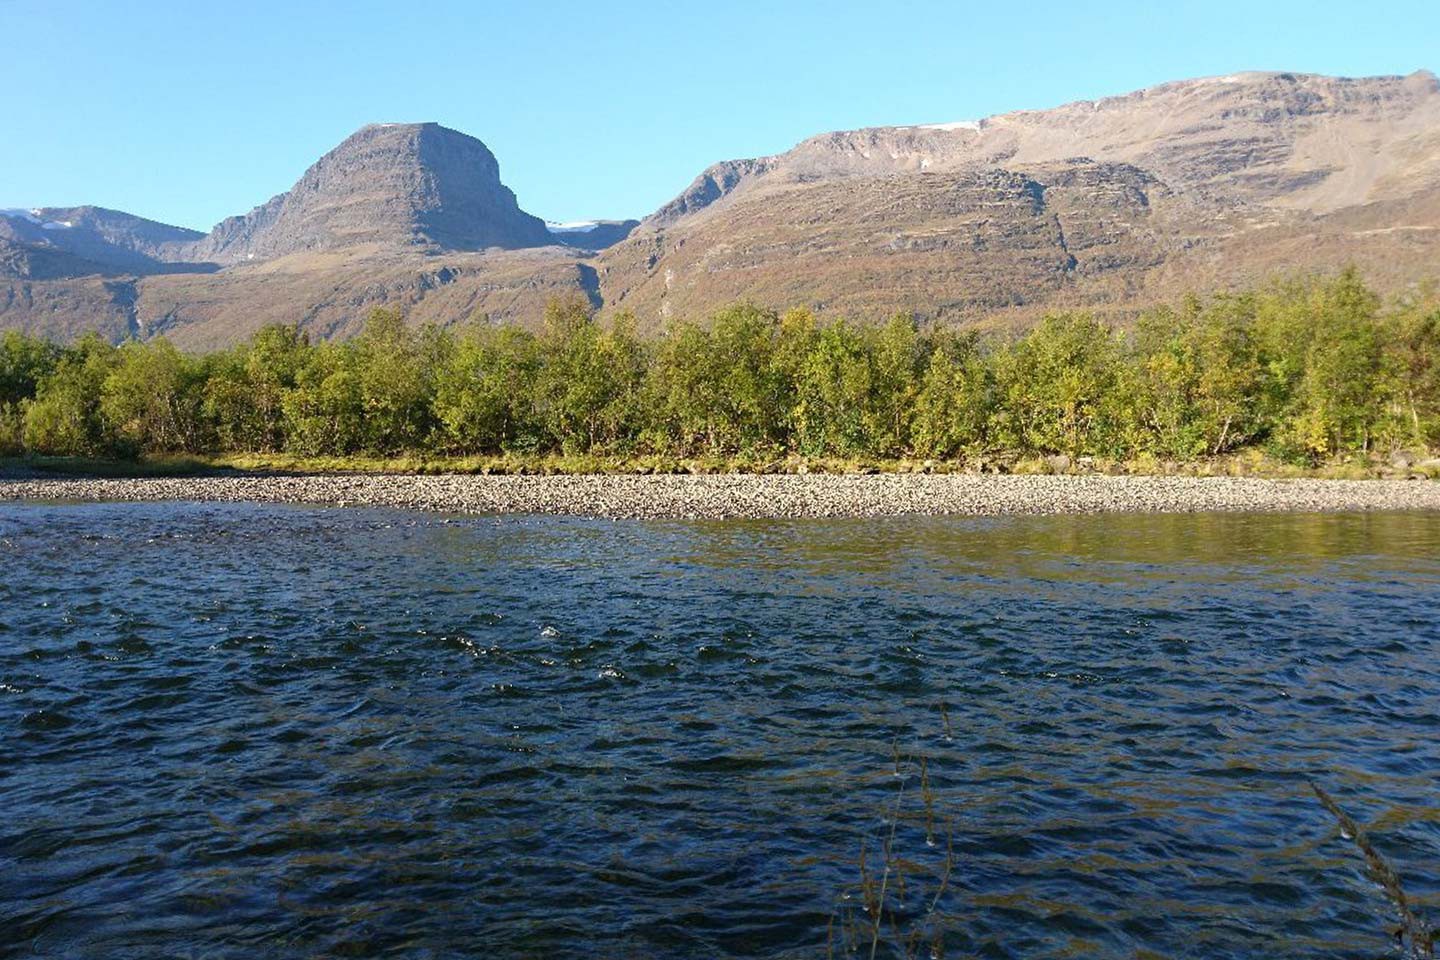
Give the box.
[918,120,982,132]
[2,208,74,229]
[546,220,601,234]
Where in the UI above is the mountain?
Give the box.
[2,70,1439,346]
[186,123,554,263]
[599,70,1440,324]
[546,219,640,250]
[0,123,611,346]
[0,206,209,276]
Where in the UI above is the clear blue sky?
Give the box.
[1,0,1435,230]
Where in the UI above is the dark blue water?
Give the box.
[2,502,1438,959]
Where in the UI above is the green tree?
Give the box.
[533,297,645,453]
[990,314,1124,456]
[282,342,365,455]
[203,324,310,452]
[708,304,787,452]
[1385,295,1440,448]
[99,338,208,453]
[1255,270,1384,459]
[647,320,721,454]
[433,323,542,453]
[769,307,819,450]
[23,334,119,456]
[1188,300,1264,455]
[354,308,441,453]
[2,268,1427,468]
[791,320,874,456]
[912,330,989,458]
[0,331,61,453]
[1129,299,1262,458]
[646,304,786,455]
[0,331,61,406]
[865,314,927,457]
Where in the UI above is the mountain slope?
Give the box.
[546,219,640,250]
[597,70,1440,325]
[0,236,120,281]
[131,247,600,349]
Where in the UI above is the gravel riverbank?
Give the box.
[3,473,1440,519]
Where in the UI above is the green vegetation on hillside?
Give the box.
[3,270,1438,468]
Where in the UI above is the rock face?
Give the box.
[187,123,553,262]
[647,158,776,227]
[601,160,1176,322]
[2,70,1440,345]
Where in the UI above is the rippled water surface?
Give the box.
[3,502,1439,959]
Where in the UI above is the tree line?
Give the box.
[2,270,1437,465]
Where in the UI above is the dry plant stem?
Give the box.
[1311,782,1436,958]
[927,820,956,916]
[872,777,907,960]
[831,746,959,958]
[920,757,936,846]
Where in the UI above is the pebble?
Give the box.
[2,474,1439,519]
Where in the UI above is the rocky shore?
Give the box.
[2,473,1439,519]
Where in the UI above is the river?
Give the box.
[3,502,1437,958]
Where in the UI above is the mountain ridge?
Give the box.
[3,69,1439,346]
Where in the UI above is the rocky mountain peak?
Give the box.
[190,122,552,263]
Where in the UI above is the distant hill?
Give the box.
[3,70,1439,346]
[546,219,640,250]
[0,206,208,276]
